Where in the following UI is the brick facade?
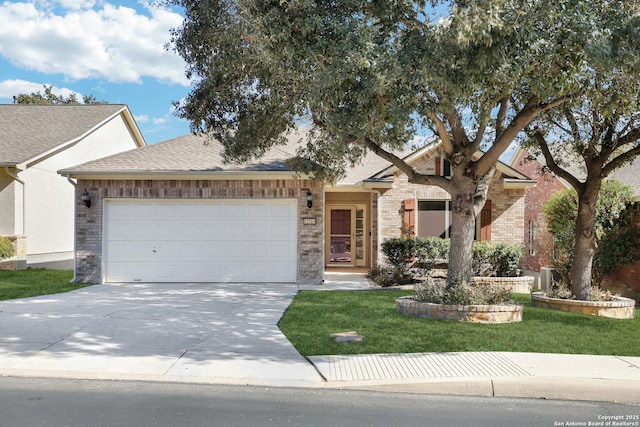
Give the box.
[74,178,324,284]
[378,159,527,245]
[511,149,568,272]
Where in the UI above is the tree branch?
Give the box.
[475,94,575,176]
[601,130,640,176]
[530,130,584,192]
[361,137,453,193]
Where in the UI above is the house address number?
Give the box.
[303,217,316,225]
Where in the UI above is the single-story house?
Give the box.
[0,104,146,269]
[59,131,535,284]
[511,147,640,300]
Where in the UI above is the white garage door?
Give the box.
[103,199,297,283]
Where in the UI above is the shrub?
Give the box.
[414,275,513,305]
[0,236,15,260]
[367,265,405,287]
[472,241,494,276]
[380,237,415,273]
[491,243,524,277]
[543,181,640,286]
[414,237,449,270]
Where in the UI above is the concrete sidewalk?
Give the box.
[309,352,640,404]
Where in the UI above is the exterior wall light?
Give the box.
[81,189,91,208]
[306,190,313,208]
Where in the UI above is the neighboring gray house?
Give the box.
[0,104,146,269]
[60,131,534,285]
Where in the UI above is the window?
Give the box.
[435,157,452,177]
[529,220,536,256]
[442,158,452,177]
[417,201,452,238]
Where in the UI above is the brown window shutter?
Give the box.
[403,199,416,236]
[480,200,492,241]
[435,157,441,176]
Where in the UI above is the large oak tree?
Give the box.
[527,38,640,299]
[166,0,634,284]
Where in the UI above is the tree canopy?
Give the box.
[13,85,106,105]
[167,0,640,283]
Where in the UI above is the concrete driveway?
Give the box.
[0,283,324,387]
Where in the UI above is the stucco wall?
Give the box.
[74,178,324,285]
[18,113,141,267]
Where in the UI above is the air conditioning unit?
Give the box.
[539,266,558,291]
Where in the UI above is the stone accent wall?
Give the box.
[396,296,523,323]
[75,178,324,284]
[531,292,636,319]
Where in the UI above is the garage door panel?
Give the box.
[104,199,297,283]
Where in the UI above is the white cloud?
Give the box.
[0,79,80,101]
[134,114,149,123]
[0,1,189,85]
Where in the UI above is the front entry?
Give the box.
[326,205,366,267]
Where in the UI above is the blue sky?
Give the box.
[0,0,192,144]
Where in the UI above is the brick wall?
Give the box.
[511,149,569,272]
[74,178,324,284]
[378,168,526,245]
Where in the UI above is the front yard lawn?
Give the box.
[0,270,83,301]
[278,290,640,357]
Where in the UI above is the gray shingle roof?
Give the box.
[0,104,128,165]
[60,131,308,175]
[61,129,414,183]
[610,161,640,198]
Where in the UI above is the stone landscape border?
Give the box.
[471,276,534,294]
[396,296,523,323]
[530,292,636,319]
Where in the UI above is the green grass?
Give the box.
[0,270,85,301]
[278,291,640,357]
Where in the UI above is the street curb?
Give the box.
[330,377,640,405]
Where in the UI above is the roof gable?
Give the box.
[0,104,144,167]
[366,140,532,182]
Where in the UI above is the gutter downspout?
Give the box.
[65,174,78,283]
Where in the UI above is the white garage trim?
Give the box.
[102,199,298,283]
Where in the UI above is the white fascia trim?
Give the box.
[60,171,307,180]
[503,178,537,189]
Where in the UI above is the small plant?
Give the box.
[414,275,513,305]
[546,279,619,302]
[491,243,524,277]
[367,265,405,287]
[0,236,15,260]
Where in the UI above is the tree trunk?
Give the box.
[447,177,482,286]
[569,180,601,300]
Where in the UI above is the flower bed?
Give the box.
[471,276,534,294]
[396,296,523,323]
[530,292,636,319]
